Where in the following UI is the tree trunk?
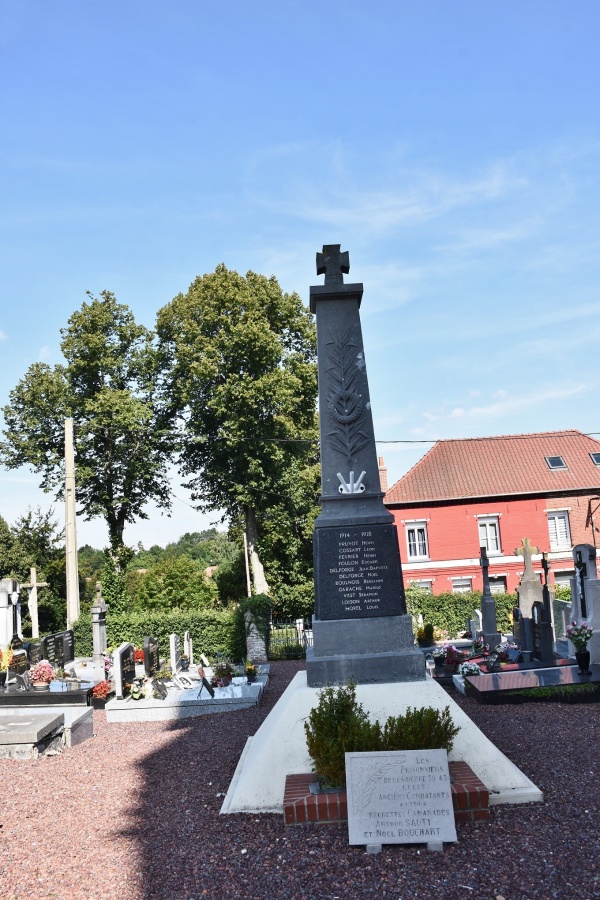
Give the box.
[245,505,269,595]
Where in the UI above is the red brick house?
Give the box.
[384,430,600,595]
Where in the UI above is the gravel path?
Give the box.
[3,661,600,900]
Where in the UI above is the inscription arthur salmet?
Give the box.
[315,523,404,620]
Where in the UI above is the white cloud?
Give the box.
[0,330,7,342]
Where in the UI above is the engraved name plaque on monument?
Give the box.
[306,245,424,686]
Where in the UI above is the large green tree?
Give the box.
[156,264,318,596]
[1,292,175,557]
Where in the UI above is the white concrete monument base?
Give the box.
[220,672,542,815]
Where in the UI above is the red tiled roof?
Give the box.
[385,430,600,504]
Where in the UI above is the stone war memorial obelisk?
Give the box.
[306,245,424,686]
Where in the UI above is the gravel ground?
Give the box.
[2,660,600,900]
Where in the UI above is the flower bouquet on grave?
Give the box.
[567,621,593,675]
[134,648,145,664]
[432,647,446,667]
[458,662,481,677]
[566,621,593,650]
[470,639,490,657]
[92,680,112,701]
[245,661,257,682]
[443,645,464,672]
[30,660,55,688]
[212,661,235,687]
[0,646,14,672]
[494,640,519,662]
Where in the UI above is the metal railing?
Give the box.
[268,617,313,660]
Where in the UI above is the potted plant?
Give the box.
[432,646,446,668]
[457,661,481,677]
[443,645,463,673]
[418,623,435,647]
[213,661,235,687]
[0,646,13,689]
[91,679,113,708]
[567,620,594,675]
[30,660,55,691]
[245,661,257,683]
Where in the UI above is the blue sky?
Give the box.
[1,1,599,549]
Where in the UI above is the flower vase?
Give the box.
[33,681,50,692]
[576,649,591,675]
[0,671,6,690]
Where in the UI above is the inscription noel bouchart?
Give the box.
[330,530,388,613]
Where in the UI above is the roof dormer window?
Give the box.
[590,452,600,466]
[545,455,567,470]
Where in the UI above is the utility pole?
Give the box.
[65,417,80,627]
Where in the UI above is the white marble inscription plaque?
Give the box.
[346,749,457,846]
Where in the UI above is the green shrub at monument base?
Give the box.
[304,681,459,789]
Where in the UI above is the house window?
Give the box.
[489,576,507,594]
[547,512,571,551]
[410,579,433,592]
[478,516,501,555]
[451,578,472,594]
[554,569,574,587]
[590,452,600,466]
[406,522,429,559]
[545,455,567,470]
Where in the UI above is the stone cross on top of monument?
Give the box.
[316,244,350,285]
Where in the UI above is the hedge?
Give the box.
[72,606,246,662]
[405,588,517,637]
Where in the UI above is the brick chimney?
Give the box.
[378,456,388,493]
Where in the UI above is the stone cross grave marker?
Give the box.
[143,636,160,677]
[169,634,181,674]
[114,643,135,699]
[516,538,543,618]
[21,567,49,640]
[346,749,457,852]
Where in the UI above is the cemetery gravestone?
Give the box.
[143,636,160,677]
[114,643,136,700]
[10,650,28,679]
[479,548,501,650]
[532,600,554,663]
[28,642,44,665]
[570,544,600,664]
[306,245,424,686]
[183,631,193,665]
[346,749,457,851]
[169,634,181,674]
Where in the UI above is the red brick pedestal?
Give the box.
[283,761,489,826]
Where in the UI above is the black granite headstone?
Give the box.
[28,642,44,665]
[143,636,160,676]
[10,649,28,676]
[40,631,74,668]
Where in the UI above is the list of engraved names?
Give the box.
[329,528,388,614]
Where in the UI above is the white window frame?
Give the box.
[478,516,501,555]
[489,576,507,595]
[547,511,571,551]
[409,579,433,592]
[451,577,472,594]
[405,521,429,560]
